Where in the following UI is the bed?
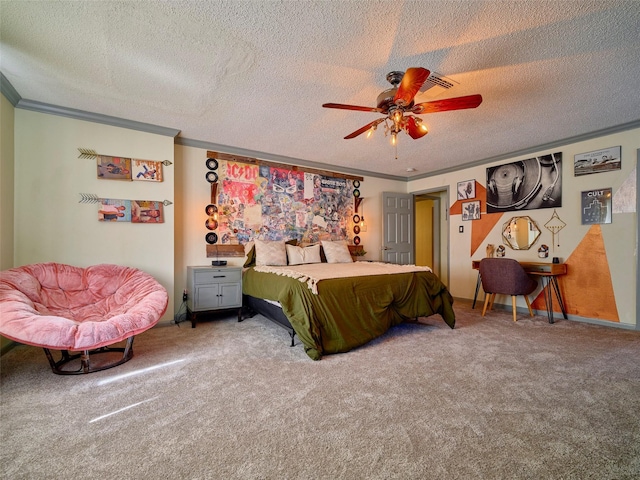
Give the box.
[241,260,455,360]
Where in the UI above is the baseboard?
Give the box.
[453,296,636,330]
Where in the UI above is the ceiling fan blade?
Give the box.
[405,117,429,139]
[323,103,382,113]
[412,94,483,114]
[393,67,430,106]
[344,118,385,139]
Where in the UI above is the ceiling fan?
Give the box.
[323,67,482,144]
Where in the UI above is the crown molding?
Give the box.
[408,119,640,181]
[14,99,181,138]
[175,137,406,182]
[0,72,22,106]
[4,72,638,182]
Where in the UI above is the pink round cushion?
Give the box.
[0,263,168,350]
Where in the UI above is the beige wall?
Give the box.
[409,128,639,327]
[4,102,637,330]
[1,94,15,270]
[174,144,406,301]
[6,110,406,330]
[1,94,15,352]
[13,110,176,324]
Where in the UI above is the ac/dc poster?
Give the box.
[216,161,353,244]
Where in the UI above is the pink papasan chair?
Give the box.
[0,262,168,374]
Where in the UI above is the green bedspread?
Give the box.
[243,265,455,360]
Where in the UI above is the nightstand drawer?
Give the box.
[194,269,241,285]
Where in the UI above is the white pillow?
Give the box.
[286,243,322,265]
[321,240,353,263]
[254,240,287,266]
[243,240,255,266]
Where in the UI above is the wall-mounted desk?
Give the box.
[472,260,568,324]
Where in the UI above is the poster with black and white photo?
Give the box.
[574,146,621,176]
[486,152,562,213]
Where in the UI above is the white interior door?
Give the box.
[382,192,413,264]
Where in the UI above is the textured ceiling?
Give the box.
[2,1,639,179]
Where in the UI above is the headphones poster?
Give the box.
[486,152,562,213]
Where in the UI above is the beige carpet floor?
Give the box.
[1,300,639,479]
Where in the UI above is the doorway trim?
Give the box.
[636,147,639,330]
[412,186,450,286]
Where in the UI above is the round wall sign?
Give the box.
[205,204,218,215]
[205,232,218,244]
[206,158,218,170]
[205,218,218,230]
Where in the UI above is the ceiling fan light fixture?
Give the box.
[390,109,404,132]
[323,67,481,155]
[366,124,377,138]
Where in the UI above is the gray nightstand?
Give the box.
[186,266,242,328]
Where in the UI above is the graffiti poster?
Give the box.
[215,161,353,244]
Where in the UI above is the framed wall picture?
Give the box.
[457,180,475,200]
[98,199,131,222]
[486,152,562,213]
[462,200,481,221]
[581,188,612,224]
[574,146,621,176]
[131,200,164,223]
[132,159,163,182]
[96,155,131,180]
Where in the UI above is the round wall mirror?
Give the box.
[502,216,541,250]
